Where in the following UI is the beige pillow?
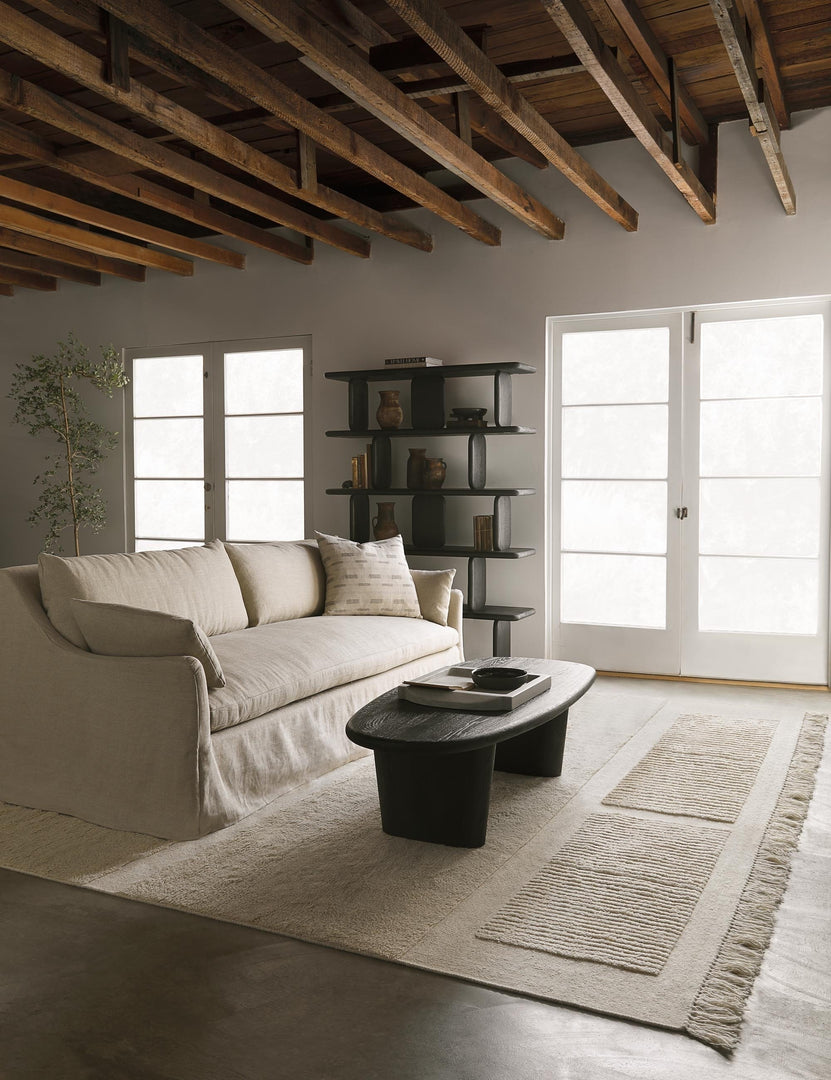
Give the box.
[71,599,226,688]
[315,532,422,618]
[38,540,248,649]
[410,569,456,626]
[224,540,325,625]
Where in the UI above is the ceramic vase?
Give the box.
[406,448,427,489]
[376,390,403,430]
[423,457,447,489]
[372,502,400,540]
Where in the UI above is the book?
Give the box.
[398,665,552,713]
[383,356,443,367]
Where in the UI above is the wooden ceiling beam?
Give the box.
[0,174,245,269]
[379,0,635,231]
[601,0,709,145]
[0,265,58,291]
[0,246,101,286]
[223,0,567,239]
[539,0,715,223]
[466,97,548,169]
[0,225,145,280]
[0,202,194,274]
[95,0,493,247]
[0,3,374,258]
[0,121,313,265]
[708,0,795,213]
[0,284,13,296]
[369,26,488,75]
[740,0,789,130]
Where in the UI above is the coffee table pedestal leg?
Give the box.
[373,745,496,847]
[494,709,569,777]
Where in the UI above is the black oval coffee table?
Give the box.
[346,657,595,848]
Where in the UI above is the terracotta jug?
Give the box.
[423,457,447,489]
[376,390,403,430]
[406,448,427,489]
[372,502,400,540]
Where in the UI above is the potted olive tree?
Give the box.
[9,333,128,556]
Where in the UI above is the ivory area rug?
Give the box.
[0,692,826,1055]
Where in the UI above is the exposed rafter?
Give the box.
[708,0,795,213]
[223,0,568,239]
[741,0,790,130]
[0,226,145,281]
[0,247,101,287]
[540,0,716,223]
[0,265,57,291]
[93,0,497,248]
[379,0,637,231]
[0,2,376,258]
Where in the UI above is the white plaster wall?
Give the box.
[2,109,830,658]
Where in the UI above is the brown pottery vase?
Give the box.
[407,448,427,489]
[423,457,447,489]
[376,390,403,430]
[372,502,400,540]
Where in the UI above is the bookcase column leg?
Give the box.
[412,494,445,548]
[411,375,445,429]
[468,556,486,611]
[493,619,511,657]
[493,495,511,551]
[349,492,370,542]
[370,434,391,488]
[348,378,368,431]
[468,433,486,490]
[494,371,512,427]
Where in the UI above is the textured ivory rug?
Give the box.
[0,692,826,1054]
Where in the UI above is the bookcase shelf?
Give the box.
[325,361,537,655]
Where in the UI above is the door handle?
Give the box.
[675,506,688,520]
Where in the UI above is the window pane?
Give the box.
[561,553,666,629]
[699,557,818,635]
[700,316,823,399]
[562,405,668,479]
[227,480,304,541]
[562,327,669,405]
[134,419,203,478]
[134,480,204,540]
[225,416,304,478]
[700,478,820,558]
[700,399,821,477]
[562,481,667,554]
[132,355,203,417]
[135,540,203,552]
[225,349,304,414]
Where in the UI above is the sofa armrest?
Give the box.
[448,588,464,659]
[0,565,211,837]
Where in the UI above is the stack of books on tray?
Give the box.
[398,666,551,713]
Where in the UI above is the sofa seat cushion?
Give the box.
[208,615,458,731]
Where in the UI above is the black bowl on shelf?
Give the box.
[471,666,528,692]
[450,407,487,422]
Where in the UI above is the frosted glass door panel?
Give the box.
[561,481,667,554]
[132,355,203,417]
[562,328,669,404]
[700,478,820,557]
[561,554,666,629]
[699,557,818,635]
[133,419,204,478]
[227,480,304,541]
[700,316,823,399]
[562,405,668,479]
[134,481,204,540]
[225,416,304,478]
[700,398,821,477]
[225,349,304,414]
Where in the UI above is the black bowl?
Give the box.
[471,666,528,692]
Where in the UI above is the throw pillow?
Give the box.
[410,569,456,626]
[315,532,422,618]
[224,540,325,625]
[71,599,226,688]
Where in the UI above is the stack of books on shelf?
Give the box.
[351,444,372,488]
[383,356,443,368]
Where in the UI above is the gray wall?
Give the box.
[2,109,830,658]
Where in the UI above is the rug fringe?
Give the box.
[685,712,828,1054]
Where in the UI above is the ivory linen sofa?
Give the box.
[0,538,463,839]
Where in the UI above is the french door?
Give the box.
[550,301,830,685]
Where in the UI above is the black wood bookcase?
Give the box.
[325,362,536,655]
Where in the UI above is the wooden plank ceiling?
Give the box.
[0,0,828,296]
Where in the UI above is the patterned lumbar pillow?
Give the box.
[315,532,422,618]
[71,599,226,688]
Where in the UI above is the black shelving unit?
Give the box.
[324,361,536,655]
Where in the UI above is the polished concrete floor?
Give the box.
[1,678,829,1080]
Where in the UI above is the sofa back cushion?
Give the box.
[224,540,325,625]
[38,540,248,648]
